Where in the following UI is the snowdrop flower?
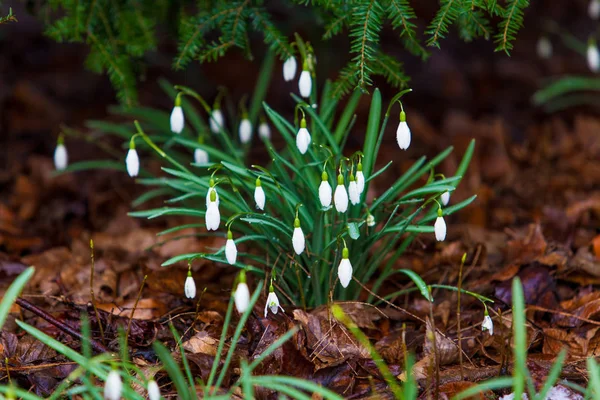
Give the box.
[170,95,184,134]
[254,178,266,210]
[296,118,311,154]
[184,270,196,299]
[348,174,360,206]
[298,65,312,98]
[441,191,450,206]
[225,230,237,265]
[210,108,224,133]
[264,285,284,317]
[338,247,353,288]
[147,380,160,400]
[205,188,220,231]
[234,271,250,314]
[205,179,220,207]
[258,121,271,140]
[126,142,140,178]
[239,116,252,144]
[356,162,365,195]
[54,135,68,171]
[396,110,411,150]
[318,171,332,208]
[283,56,297,82]
[292,217,305,255]
[588,40,600,72]
[194,148,209,165]
[482,312,493,335]
[366,213,375,227]
[590,0,600,19]
[334,173,349,213]
[104,369,122,400]
[434,208,446,241]
[536,36,552,60]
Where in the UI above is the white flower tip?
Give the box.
[334,185,349,213]
[234,282,250,313]
[170,106,185,134]
[185,275,196,299]
[536,37,552,60]
[588,43,600,72]
[239,119,252,144]
[264,291,283,317]
[254,186,266,210]
[54,144,68,171]
[434,216,447,241]
[104,370,123,400]
[283,57,297,82]
[258,122,271,140]
[210,109,224,133]
[296,127,311,154]
[319,181,332,208]
[126,149,140,178]
[194,148,209,165]
[482,315,494,336]
[298,70,312,98]
[225,238,237,265]
[147,380,161,400]
[366,214,375,227]
[441,191,450,206]
[396,121,411,150]
[590,0,600,19]
[292,227,305,255]
[348,181,360,205]
[338,259,353,288]
[205,200,220,231]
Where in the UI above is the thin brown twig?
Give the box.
[15,297,110,354]
[89,240,105,345]
[126,275,147,340]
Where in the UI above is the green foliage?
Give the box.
[0,7,17,25]
[37,0,531,105]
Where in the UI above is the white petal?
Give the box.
[366,214,375,227]
[184,276,196,299]
[254,186,266,210]
[126,149,140,177]
[54,144,68,171]
[225,239,237,265]
[298,70,312,98]
[264,292,283,317]
[258,122,271,140]
[434,216,446,241]
[338,258,353,288]
[194,148,209,165]
[205,188,220,207]
[396,121,411,150]
[348,181,360,205]
[210,109,224,133]
[334,185,349,213]
[147,380,161,400]
[170,106,184,134]
[482,315,494,335]
[104,370,123,400]
[588,44,600,72]
[206,201,220,231]
[590,0,600,19]
[319,181,332,208]
[235,283,250,313]
[296,127,311,154]
[283,57,297,81]
[536,37,552,60]
[356,171,365,195]
[292,227,305,255]
[441,191,450,206]
[239,119,252,144]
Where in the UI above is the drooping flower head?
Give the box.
[298,60,312,98]
[348,173,360,206]
[170,94,184,134]
[225,229,237,265]
[338,246,353,288]
[441,190,450,206]
[264,284,284,317]
[234,270,250,314]
[283,56,297,82]
[210,107,225,133]
[292,217,305,255]
[239,114,252,144]
[318,171,332,208]
[590,0,600,19]
[356,162,365,195]
[296,117,311,154]
[184,268,196,299]
[254,177,266,210]
[147,380,160,400]
[205,178,220,207]
[258,121,271,140]
[54,134,68,171]
[366,212,375,227]
[588,38,600,72]
[104,369,123,400]
[396,109,411,150]
[434,207,446,241]
[334,173,349,213]
[126,138,140,178]
[206,186,220,231]
[481,308,493,335]
[536,36,552,60]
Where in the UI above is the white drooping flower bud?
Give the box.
[441,191,450,206]
[104,369,122,400]
[590,0,600,19]
[147,380,160,400]
[254,178,266,210]
[170,95,184,134]
[206,188,220,231]
[434,208,446,241]
[283,56,297,82]
[296,118,311,154]
[239,117,252,144]
[536,36,552,60]
[54,136,68,171]
[482,313,494,335]
[205,179,220,207]
[264,285,284,317]
[258,122,271,140]
[396,110,411,150]
[210,108,224,133]
[184,270,196,299]
[348,174,360,205]
[366,213,375,227]
[234,271,250,314]
[588,40,600,72]
[338,247,353,288]
[356,162,365,195]
[292,218,305,255]
[298,68,312,98]
[334,174,349,213]
[318,171,332,208]
[225,230,237,265]
[126,147,140,178]
[194,148,209,165]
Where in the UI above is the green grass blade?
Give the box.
[535,349,566,400]
[153,341,192,400]
[0,267,34,329]
[249,51,275,125]
[362,89,382,180]
[512,277,527,400]
[453,377,514,399]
